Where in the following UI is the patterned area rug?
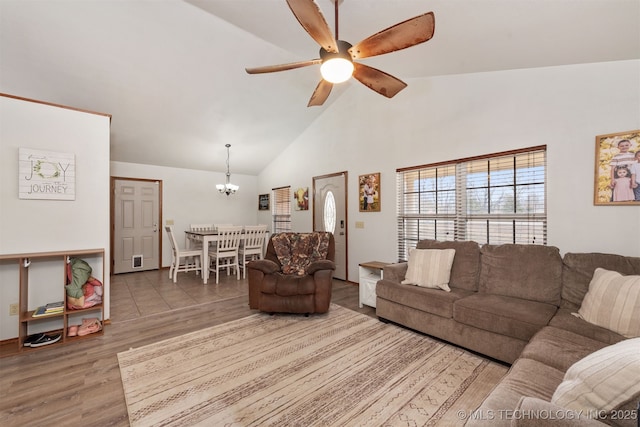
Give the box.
[117,304,507,426]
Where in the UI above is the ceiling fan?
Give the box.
[245,0,435,107]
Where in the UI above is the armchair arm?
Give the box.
[247,259,280,274]
[383,262,408,283]
[307,260,336,275]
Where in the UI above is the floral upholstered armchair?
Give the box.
[247,232,335,314]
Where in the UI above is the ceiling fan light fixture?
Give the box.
[320,57,353,83]
[319,40,354,84]
[245,1,435,106]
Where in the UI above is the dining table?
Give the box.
[184,230,222,284]
[184,229,268,284]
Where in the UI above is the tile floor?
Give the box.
[110,268,249,322]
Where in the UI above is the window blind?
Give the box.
[397,146,546,261]
[272,186,292,233]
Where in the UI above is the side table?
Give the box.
[358,261,390,308]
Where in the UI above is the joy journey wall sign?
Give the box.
[18,148,75,200]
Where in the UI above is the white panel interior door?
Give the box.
[313,172,347,281]
[113,178,160,274]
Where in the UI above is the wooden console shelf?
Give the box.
[0,248,105,357]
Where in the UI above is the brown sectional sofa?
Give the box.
[376,240,640,426]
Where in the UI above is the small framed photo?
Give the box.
[359,172,380,212]
[594,130,640,205]
[294,187,309,211]
[258,193,270,210]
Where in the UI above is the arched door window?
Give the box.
[324,191,336,234]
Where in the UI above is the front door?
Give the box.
[112,178,161,274]
[313,172,347,281]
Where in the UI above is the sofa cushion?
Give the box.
[376,279,473,318]
[561,252,640,310]
[576,268,640,338]
[416,239,481,291]
[520,326,610,372]
[401,248,455,291]
[479,244,563,305]
[552,338,640,427]
[549,308,627,345]
[454,294,557,341]
[466,358,565,427]
[512,397,609,427]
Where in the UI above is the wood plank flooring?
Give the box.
[0,269,373,427]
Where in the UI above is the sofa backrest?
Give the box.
[561,252,640,310]
[479,243,563,305]
[416,239,481,291]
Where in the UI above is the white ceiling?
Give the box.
[1,0,639,175]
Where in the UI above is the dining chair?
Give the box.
[208,225,243,284]
[165,226,202,283]
[187,223,214,249]
[190,224,215,232]
[239,225,268,279]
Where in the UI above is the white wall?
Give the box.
[258,61,640,281]
[0,95,111,339]
[110,161,260,268]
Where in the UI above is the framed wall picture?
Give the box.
[594,130,640,205]
[294,187,309,211]
[258,193,270,210]
[19,148,76,200]
[359,172,380,212]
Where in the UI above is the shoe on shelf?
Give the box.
[30,333,61,348]
[68,325,78,337]
[23,333,46,347]
[78,318,102,336]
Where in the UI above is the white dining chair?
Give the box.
[208,225,243,284]
[190,224,215,232]
[165,226,202,283]
[187,223,214,249]
[239,225,268,279]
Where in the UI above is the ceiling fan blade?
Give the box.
[352,62,407,98]
[307,79,333,107]
[286,0,338,53]
[349,12,435,60]
[245,59,321,74]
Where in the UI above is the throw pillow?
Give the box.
[551,337,640,418]
[576,268,640,338]
[401,248,455,292]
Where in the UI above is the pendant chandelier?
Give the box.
[216,144,239,196]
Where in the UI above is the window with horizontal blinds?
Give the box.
[272,186,291,233]
[397,147,546,261]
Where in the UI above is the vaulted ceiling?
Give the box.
[1,0,638,175]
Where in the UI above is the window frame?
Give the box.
[272,186,292,233]
[396,146,547,261]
